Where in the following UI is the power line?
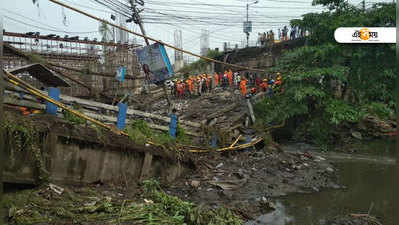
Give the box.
[3,15,99,34]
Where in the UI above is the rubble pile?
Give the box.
[135,87,252,143]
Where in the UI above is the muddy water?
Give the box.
[247,140,397,225]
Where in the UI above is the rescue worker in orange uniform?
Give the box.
[214,72,219,87]
[187,77,194,96]
[176,80,184,98]
[240,77,248,97]
[227,69,233,86]
[204,74,209,92]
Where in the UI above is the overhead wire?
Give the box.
[48,0,270,72]
[3,15,99,34]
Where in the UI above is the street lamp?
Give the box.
[245,0,258,47]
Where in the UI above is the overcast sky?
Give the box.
[1,0,389,63]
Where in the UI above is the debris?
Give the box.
[259,197,276,210]
[208,176,248,190]
[351,131,362,140]
[144,199,154,204]
[216,163,224,169]
[190,180,201,188]
[49,183,64,195]
[314,156,326,162]
[326,167,334,173]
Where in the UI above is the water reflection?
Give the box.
[245,202,293,225]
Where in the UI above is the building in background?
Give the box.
[200,29,209,56]
[174,29,184,71]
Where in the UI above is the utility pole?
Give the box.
[246,3,249,47]
[362,0,365,12]
[0,13,5,225]
[128,0,171,107]
[128,0,149,46]
[245,1,258,47]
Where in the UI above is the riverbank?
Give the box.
[165,147,340,220]
[2,145,340,224]
[3,139,396,225]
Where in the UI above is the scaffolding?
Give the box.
[2,31,143,98]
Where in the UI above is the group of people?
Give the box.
[258,30,275,46]
[278,26,305,41]
[257,26,306,46]
[168,70,283,99]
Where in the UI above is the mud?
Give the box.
[165,148,340,219]
[323,215,382,225]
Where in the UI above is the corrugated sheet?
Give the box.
[9,63,71,87]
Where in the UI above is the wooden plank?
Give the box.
[4,96,46,110]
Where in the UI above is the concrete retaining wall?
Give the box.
[4,132,186,185]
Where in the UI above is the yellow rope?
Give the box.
[229,135,242,148]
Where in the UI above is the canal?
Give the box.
[247,140,397,225]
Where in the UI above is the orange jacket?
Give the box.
[214,73,219,86]
[187,79,194,92]
[240,79,248,88]
[227,72,233,85]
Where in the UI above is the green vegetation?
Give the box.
[179,50,223,75]
[125,120,192,146]
[2,112,48,183]
[255,1,395,148]
[4,180,241,225]
[62,105,86,125]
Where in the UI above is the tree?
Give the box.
[255,1,395,148]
